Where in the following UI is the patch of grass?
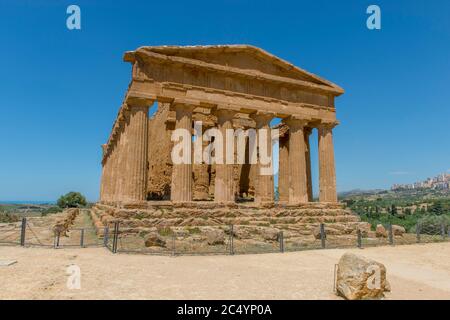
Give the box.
[187,227,201,234]
[41,206,62,216]
[135,212,146,220]
[157,227,173,236]
[0,212,19,223]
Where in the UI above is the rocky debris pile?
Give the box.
[313,222,371,240]
[336,253,390,300]
[52,208,79,236]
[144,233,166,247]
[376,224,387,238]
[375,224,405,238]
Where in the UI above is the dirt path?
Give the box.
[0,242,449,300]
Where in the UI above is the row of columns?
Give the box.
[100,101,150,203]
[170,105,338,204]
[100,101,337,205]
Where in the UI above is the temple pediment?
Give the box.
[124,45,343,96]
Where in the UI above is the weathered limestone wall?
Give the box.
[147,103,173,200]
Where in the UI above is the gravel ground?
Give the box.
[0,242,449,300]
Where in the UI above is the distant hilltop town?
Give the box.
[391,173,450,191]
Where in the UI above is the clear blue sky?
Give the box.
[0,0,449,202]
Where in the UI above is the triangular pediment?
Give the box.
[124,45,343,95]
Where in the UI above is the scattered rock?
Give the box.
[336,253,390,300]
[0,260,17,267]
[376,224,387,238]
[232,226,251,239]
[313,226,321,239]
[205,229,225,245]
[392,225,405,236]
[261,227,280,241]
[144,233,166,247]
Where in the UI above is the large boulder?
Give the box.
[392,225,405,236]
[261,227,280,241]
[144,233,166,248]
[376,224,387,238]
[336,253,390,300]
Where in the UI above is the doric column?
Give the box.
[107,136,119,203]
[99,145,107,202]
[278,132,289,203]
[250,113,274,204]
[115,115,128,202]
[122,100,150,203]
[105,147,114,202]
[318,122,338,203]
[285,118,309,204]
[304,127,313,202]
[193,134,211,201]
[214,109,236,203]
[171,104,194,202]
[102,153,110,202]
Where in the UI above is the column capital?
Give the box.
[284,116,310,129]
[318,120,339,130]
[172,102,197,113]
[125,97,154,110]
[250,112,274,127]
[214,108,237,123]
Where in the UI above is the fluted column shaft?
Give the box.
[318,123,338,202]
[304,127,313,202]
[115,118,128,202]
[251,113,274,204]
[99,145,107,202]
[123,103,150,203]
[171,104,193,202]
[278,134,289,203]
[193,135,211,201]
[285,119,309,204]
[103,156,110,202]
[215,109,236,203]
[112,143,119,201]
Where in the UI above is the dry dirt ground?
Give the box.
[0,242,449,300]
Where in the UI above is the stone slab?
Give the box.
[0,260,17,267]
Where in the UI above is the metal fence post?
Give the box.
[171,233,176,256]
[103,226,109,248]
[357,229,362,249]
[55,231,60,249]
[229,224,234,255]
[80,228,85,247]
[112,222,119,253]
[279,231,284,253]
[320,223,326,249]
[441,222,446,240]
[416,223,421,243]
[388,224,394,245]
[20,217,26,247]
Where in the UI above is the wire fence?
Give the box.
[104,220,450,256]
[1,218,449,255]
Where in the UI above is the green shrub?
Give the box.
[57,192,87,208]
[417,214,450,234]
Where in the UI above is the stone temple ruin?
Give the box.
[91,45,364,250]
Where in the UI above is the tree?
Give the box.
[391,204,397,216]
[57,192,87,208]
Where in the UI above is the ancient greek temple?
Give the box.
[99,45,343,206]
